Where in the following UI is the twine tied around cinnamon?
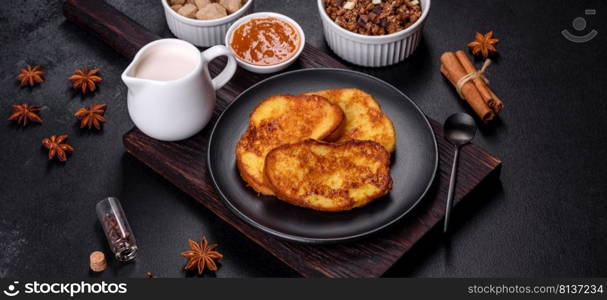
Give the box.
[455,59,492,99]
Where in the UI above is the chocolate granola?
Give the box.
[324,0,422,36]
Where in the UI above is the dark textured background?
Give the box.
[1,0,606,278]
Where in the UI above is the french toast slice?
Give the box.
[264,139,392,212]
[303,88,396,153]
[236,94,345,195]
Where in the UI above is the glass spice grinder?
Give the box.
[96,197,138,262]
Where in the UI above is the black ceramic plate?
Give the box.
[208,68,437,243]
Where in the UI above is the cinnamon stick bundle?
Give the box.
[440,51,504,123]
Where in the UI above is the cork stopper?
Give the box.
[90,251,107,272]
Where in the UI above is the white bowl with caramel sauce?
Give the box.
[225,12,305,74]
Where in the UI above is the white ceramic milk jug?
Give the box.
[122,39,236,141]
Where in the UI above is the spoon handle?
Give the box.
[444,146,460,233]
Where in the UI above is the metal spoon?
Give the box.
[443,113,477,233]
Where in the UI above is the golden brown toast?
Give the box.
[264,139,392,212]
[236,94,345,195]
[303,89,396,153]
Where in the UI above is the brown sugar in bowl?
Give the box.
[162,0,254,47]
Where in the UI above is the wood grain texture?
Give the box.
[123,118,501,278]
[65,0,502,277]
[63,0,158,59]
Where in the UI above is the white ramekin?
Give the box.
[318,0,430,67]
[225,12,305,74]
[161,0,254,47]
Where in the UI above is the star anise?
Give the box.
[68,67,102,94]
[74,103,107,130]
[8,103,43,126]
[181,237,223,275]
[16,65,45,87]
[41,135,74,162]
[467,31,499,58]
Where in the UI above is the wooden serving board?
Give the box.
[64,0,502,277]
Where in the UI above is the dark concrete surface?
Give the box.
[1,0,606,277]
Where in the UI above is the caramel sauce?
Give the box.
[230,17,300,66]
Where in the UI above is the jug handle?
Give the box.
[201,45,237,91]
